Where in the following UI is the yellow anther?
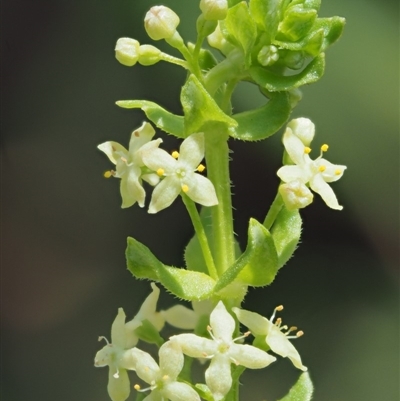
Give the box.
[289,326,298,332]
[103,170,113,178]
[172,151,179,159]
[197,164,206,173]
[134,130,140,137]
[182,184,189,193]
[134,384,141,390]
[296,330,304,337]
[276,305,284,311]
[162,375,169,380]
[318,165,326,172]
[321,144,329,152]
[156,168,165,177]
[335,169,342,175]
[276,317,282,325]
[120,157,127,163]
[304,147,311,154]
[243,331,251,337]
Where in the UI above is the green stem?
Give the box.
[204,126,236,276]
[181,194,218,280]
[159,52,189,69]
[263,192,284,230]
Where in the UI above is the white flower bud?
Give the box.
[279,179,314,210]
[200,0,228,21]
[115,37,140,67]
[257,45,279,66]
[144,6,180,41]
[138,45,161,66]
[287,117,315,145]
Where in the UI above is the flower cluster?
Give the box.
[95,286,307,401]
[277,118,346,211]
[98,123,218,213]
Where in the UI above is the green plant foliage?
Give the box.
[277,372,314,401]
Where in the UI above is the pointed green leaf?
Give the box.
[214,218,278,292]
[181,74,237,135]
[278,372,314,401]
[225,2,257,64]
[249,0,283,43]
[271,207,302,268]
[249,53,325,91]
[278,6,317,42]
[231,92,291,141]
[116,100,185,138]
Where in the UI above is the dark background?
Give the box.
[1,1,399,400]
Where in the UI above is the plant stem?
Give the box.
[181,194,218,280]
[204,125,236,276]
[263,192,284,230]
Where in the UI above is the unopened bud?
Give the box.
[144,6,180,41]
[115,38,140,67]
[287,118,315,145]
[279,179,313,210]
[200,0,228,21]
[138,45,161,66]
[257,45,279,66]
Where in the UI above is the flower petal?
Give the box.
[148,176,181,213]
[161,304,199,330]
[277,165,310,184]
[163,381,201,401]
[98,141,128,165]
[179,133,205,169]
[282,128,309,166]
[128,122,156,155]
[142,147,177,174]
[135,138,163,166]
[229,343,276,368]
[232,308,270,336]
[267,328,307,371]
[134,283,164,331]
[205,354,232,401]
[131,348,160,384]
[315,158,346,183]
[159,341,184,380]
[120,165,145,208]
[108,367,130,401]
[287,118,315,146]
[210,301,235,343]
[309,173,343,210]
[142,173,160,186]
[170,333,216,358]
[183,173,218,207]
[111,308,127,348]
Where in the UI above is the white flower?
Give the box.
[94,308,138,401]
[141,132,218,213]
[144,6,180,41]
[287,117,315,146]
[279,178,314,210]
[233,305,307,371]
[132,341,200,401]
[125,283,165,348]
[277,123,346,210]
[98,122,161,208]
[115,37,140,67]
[200,0,228,20]
[171,301,276,401]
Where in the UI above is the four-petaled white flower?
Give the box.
[141,132,218,213]
[171,301,276,401]
[94,308,138,401]
[233,305,307,371]
[277,120,346,210]
[132,341,200,401]
[98,122,161,208]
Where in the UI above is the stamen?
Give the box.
[296,330,304,337]
[288,326,298,333]
[270,305,284,322]
[157,168,165,177]
[275,317,282,327]
[335,169,341,175]
[233,331,251,343]
[98,336,110,345]
[113,368,120,378]
[182,184,189,193]
[304,147,311,154]
[120,157,128,163]
[197,164,206,172]
[162,375,169,380]
[318,165,326,172]
[321,144,329,152]
[134,384,154,393]
[103,170,114,178]
[276,305,284,311]
[134,384,141,391]
[172,151,179,159]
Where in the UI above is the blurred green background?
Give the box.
[2,1,398,400]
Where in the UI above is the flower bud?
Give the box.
[257,45,279,66]
[144,6,180,41]
[279,179,313,210]
[138,45,161,66]
[287,118,315,145]
[115,38,140,67]
[200,0,228,21]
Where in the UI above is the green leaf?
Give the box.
[277,372,314,401]
[126,237,216,301]
[214,218,279,292]
[225,2,257,65]
[249,53,325,92]
[195,384,214,401]
[188,44,218,71]
[134,319,164,346]
[116,100,185,138]
[231,92,291,141]
[181,75,237,135]
[249,0,283,43]
[271,207,302,268]
[278,6,317,42]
